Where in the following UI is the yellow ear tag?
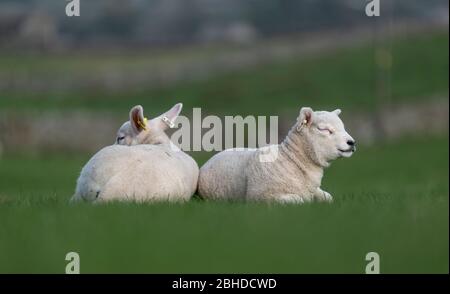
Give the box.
[137,117,148,130]
[296,119,308,132]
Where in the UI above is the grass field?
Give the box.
[0,28,448,274]
[0,136,447,273]
[0,32,448,115]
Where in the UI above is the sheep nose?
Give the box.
[347,140,356,146]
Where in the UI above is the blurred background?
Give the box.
[0,0,447,155]
[0,0,448,273]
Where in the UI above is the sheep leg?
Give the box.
[314,188,333,202]
[275,194,306,204]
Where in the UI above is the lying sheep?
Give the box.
[72,103,199,203]
[198,107,356,203]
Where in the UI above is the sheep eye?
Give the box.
[117,136,125,143]
[317,127,333,134]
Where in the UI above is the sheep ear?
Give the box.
[160,103,183,129]
[333,109,341,116]
[299,107,314,126]
[129,105,147,133]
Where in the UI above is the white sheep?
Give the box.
[198,107,356,203]
[72,103,199,203]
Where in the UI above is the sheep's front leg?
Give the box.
[275,194,306,204]
[314,188,333,202]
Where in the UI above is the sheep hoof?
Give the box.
[322,191,333,202]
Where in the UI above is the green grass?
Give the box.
[0,31,448,115]
[0,136,448,273]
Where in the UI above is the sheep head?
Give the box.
[115,103,182,146]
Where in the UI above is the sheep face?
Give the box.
[115,103,182,146]
[297,107,355,167]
